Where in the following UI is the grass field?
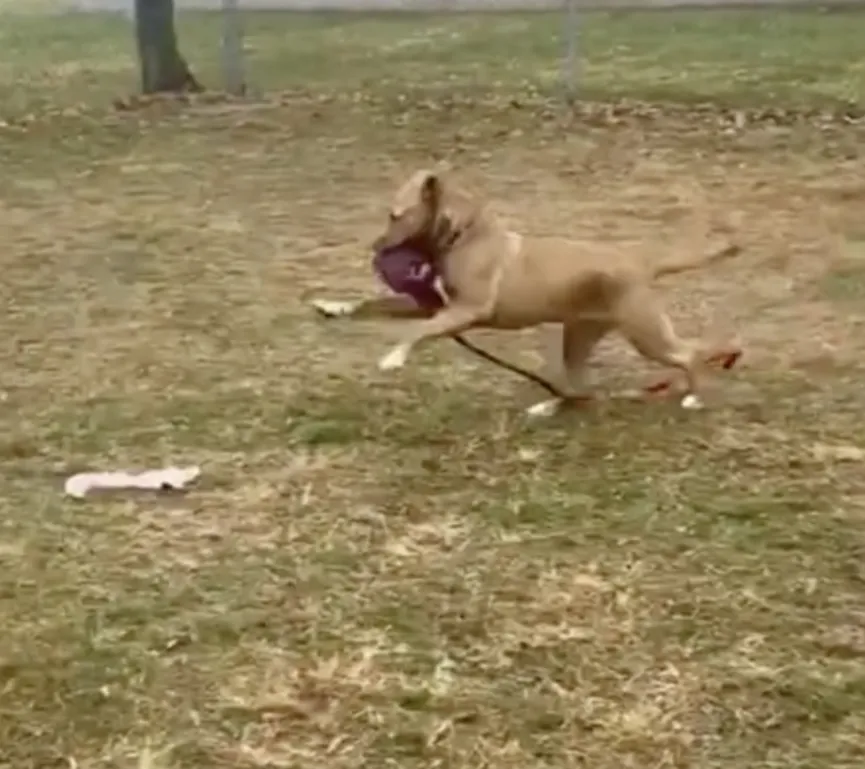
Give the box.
[2,8,865,769]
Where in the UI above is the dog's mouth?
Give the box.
[405,225,463,261]
[375,233,437,260]
[374,215,466,263]
[404,235,438,259]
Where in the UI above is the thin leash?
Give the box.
[452,333,741,400]
[451,334,567,399]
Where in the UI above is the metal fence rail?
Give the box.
[32,0,864,105]
[50,0,865,10]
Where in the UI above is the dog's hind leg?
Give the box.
[615,289,707,410]
[526,318,610,418]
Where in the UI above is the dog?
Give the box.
[312,169,744,417]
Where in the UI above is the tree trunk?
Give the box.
[134,0,202,94]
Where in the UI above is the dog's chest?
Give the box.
[438,275,459,301]
[438,251,499,303]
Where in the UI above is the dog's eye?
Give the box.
[389,212,399,222]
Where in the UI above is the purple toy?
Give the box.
[373,246,444,311]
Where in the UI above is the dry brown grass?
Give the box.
[2,10,865,769]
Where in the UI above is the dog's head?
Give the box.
[372,168,478,260]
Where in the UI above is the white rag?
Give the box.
[64,466,201,499]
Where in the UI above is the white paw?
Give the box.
[311,299,356,318]
[680,393,704,411]
[526,398,563,419]
[378,345,409,371]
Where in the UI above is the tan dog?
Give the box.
[313,169,743,417]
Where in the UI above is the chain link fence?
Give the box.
[3,0,863,114]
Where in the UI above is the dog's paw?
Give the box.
[378,345,409,372]
[526,398,563,419]
[311,299,357,318]
[680,393,705,411]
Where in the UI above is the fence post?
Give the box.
[221,0,246,96]
[561,0,580,104]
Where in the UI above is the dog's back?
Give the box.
[483,235,643,326]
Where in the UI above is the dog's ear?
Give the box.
[420,173,443,211]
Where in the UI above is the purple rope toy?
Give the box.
[372,246,445,311]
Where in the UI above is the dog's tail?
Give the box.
[652,242,743,281]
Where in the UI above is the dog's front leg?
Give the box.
[378,304,488,371]
[312,294,434,320]
[527,319,611,419]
